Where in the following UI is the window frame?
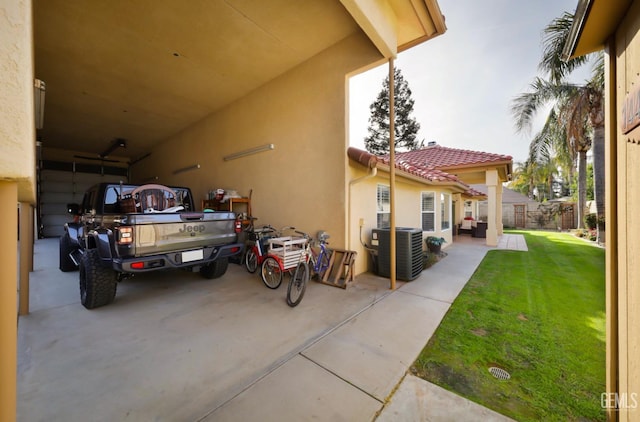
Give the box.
[376,184,390,228]
[421,191,436,232]
[441,192,451,230]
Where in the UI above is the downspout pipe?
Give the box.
[348,156,378,252]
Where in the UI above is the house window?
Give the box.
[421,192,435,231]
[377,184,390,228]
[441,193,451,230]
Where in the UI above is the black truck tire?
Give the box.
[79,249,117,309]
[59,234,78,272]
[200,257,229,279]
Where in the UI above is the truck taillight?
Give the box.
[117,227,133,244]
[235,219,242,233]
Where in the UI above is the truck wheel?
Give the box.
[79,249,117,309]
[200,258,229,279]
[59,234,78,272]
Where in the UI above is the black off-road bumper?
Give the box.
[112,242,243,273]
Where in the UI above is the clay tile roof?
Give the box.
[394,145,512,169]
[347,146,465,186]
[463,187,487,199]
[347,147,377,169]
[378,155,462,183]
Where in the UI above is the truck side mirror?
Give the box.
[67,203,80,215]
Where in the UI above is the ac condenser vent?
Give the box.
[372,227,423,281]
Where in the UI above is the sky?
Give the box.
[348,0,594,164]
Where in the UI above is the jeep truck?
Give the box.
[60,183,243,309]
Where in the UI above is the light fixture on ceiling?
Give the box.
[223,143,275,161]
[173,164,201,175]
[34,79,46,130]
[100,138,127,158]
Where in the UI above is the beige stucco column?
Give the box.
[485,169,498,246]
[0,182,18,422]
[19,202,34,315]
[453,193,462,233]
[1,0,37,419]
[496,182,504,236]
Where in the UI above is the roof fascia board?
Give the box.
[436,160,513,172]
[438,162,513,182]
[413,0,446,34]
[341,0,398,57]
[372,162,468,193]
[398,0,447,51]
[562,0,592,60]
[563,0,632,59]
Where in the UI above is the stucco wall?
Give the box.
[0,0,36,202]
[132,33,381,250]
[348,164,455,275]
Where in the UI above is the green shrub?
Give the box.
[584,213,598,230]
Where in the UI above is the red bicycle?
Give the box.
[244,224,278,274]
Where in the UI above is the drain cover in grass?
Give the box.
[488,367,511,380]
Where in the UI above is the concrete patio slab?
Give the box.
[302,290,450,402]
[400,240,490,304]
[377,374,515,422]
[18,240,395,421]
[497,233,528,251]
[17,235,523,421]
[203,354,381,421]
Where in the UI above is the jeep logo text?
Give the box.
[179,224,206,233]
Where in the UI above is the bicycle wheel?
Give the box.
[245,248,258,273]
[287,262,308,307]
[261,256,283,289]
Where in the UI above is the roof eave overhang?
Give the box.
[372,162,469,193]
[562,0,632,60]
[340,0,447,58]
[398,0,447,53]
[438,160,513,182]
[462,193,488,200]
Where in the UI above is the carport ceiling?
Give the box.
[33,0,361,160]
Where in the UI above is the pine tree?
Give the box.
[364,67,422,155]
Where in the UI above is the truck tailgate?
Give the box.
[127,212,238,256]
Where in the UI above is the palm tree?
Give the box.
[509,160,538,200]
[512,78,591,226]
[511,12,604,235]
[527,108,573,200]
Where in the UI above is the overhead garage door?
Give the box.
[39,162,128,238]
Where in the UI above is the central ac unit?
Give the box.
[372,227,423,281]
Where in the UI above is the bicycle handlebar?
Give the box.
[294,230,311,239]
[293,230,330,245]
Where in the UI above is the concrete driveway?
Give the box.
[18,236,518,421]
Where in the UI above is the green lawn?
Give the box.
[411,230,605,421]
